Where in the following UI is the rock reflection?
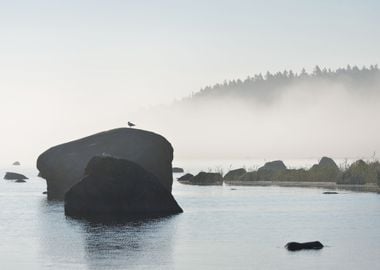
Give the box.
[81,216,178,270]
[38,199,180,270]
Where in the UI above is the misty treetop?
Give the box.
[184,65,380,104]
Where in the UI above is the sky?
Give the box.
[0,0,379,164]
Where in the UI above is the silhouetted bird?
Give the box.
[128,121,136,128]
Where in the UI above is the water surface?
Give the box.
[0,163,379,270]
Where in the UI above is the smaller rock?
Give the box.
[257,160,287,181]
[4,172,28,181]
[224,168,247,181]
[172,167,184,173]
[285,241,324,251]
[177,173,194,182]
[308,157,340,182]
[258,160,287,173]
[43,191,48,195]
[188,172,223,185]
[12,161,21,166]
[323,191,338,194]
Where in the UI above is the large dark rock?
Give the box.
[257,160,287,181]
[37,128,174,200]
[338,160,377,185]
[64,156,183,218]
[308,157,340,182]
[285,241,324,251]
[4,172,28,180]
[224,168,247,181]
[177,173,194,182]
[172,167,184,173]
[188,172,223,185]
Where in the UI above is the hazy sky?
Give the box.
[0,0,379,164]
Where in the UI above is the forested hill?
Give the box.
[183,65,380,104]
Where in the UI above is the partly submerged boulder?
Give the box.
[177,173,194,182]
[285,241,324,251]
[12,161,21,166]
[224,168,247,181]
[64,156,183,218]
[37,128,174,200]
[172,167,184,173]
[338,160,377,185]
[187,172,223,185]
[4,172,28,181]
[308,157,340,182]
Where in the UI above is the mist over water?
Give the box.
[134,69,380,160]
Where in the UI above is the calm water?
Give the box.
[1,161,380,270]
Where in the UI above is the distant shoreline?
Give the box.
[223,181,380,193]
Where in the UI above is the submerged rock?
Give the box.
[172,167,184,173]
[12,161,21,166]
[187,172,223,185]
[285,241,324,251]
[323,191,338,194]
[177,173,194,182]
[4,172,28,181]
[37,128,174,200]
[224,168,247,181]
[64,156,183,218]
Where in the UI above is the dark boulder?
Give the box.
[285,241,324,251]
[12,161,21,166]
[37,128,174,200]
[224,168,247,181]
[323,191,338,194]
[188,172,223,185]
[238,171,258,181]
[177,173,194,182]
[4,172,28,181]
[338,160,377,185]
[308,157,340,182]
[172,167,184,173]
[257,160,287,181]
[64,156,183,219]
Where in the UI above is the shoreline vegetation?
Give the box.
[178,157,380,193]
